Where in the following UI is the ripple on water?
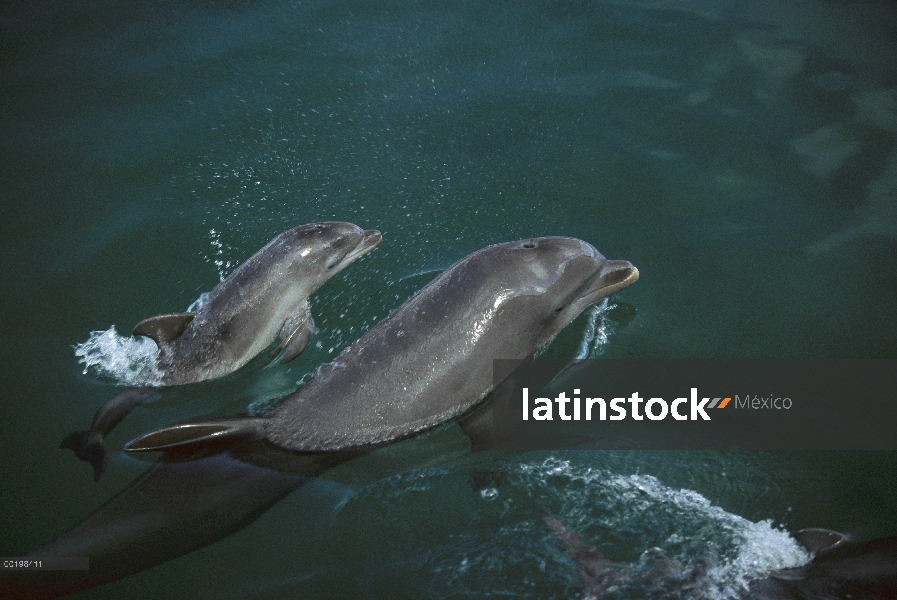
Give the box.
[339,456,808,599]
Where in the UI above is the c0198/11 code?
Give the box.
[2,557,89,570]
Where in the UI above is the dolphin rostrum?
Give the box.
[62,222,382,480]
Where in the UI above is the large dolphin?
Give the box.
[547,519,897,599]
[5,441,345,600]
[9,237,638,598]
[126,236,640,454]
[62,222,382,480]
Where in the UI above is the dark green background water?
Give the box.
[2,1,896,598]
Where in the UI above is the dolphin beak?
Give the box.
[598,260,639,292]
[346,229,382,263]
[361,229,383,249]
[578,260,639,306]
[326,229,383,271]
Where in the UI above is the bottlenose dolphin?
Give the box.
[62,222,382,480]
[547,519,897,599]
[127,236,640,454]
[9,237,638,598]
[6,441,346,600]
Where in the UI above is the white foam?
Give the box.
[575,299,613,359]
[73,293,211,387]
[341,456,810,598]
[522,458,810,598]
[73,325,163,386]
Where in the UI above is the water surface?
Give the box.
[1,1,896,598]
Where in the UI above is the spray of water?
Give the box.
[521,458,810,599]
[73,293,211,387]
[73,326,164,386]
[575,299,614,359]
[352,456,810,599]
[205,228,234,281]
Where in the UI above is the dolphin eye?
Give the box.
[522,242,536,249]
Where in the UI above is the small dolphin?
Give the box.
[10,237,637,598]
[547,519,897,599]
[62,222,382,480]
[127,236,639,454]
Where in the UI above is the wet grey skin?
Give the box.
[127,236,640,455]
[6,237,637,599]
[61,222,382,480]
[547,520,897,599]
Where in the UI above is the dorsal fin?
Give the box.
[793,528,852,557]
[133,313,196,348]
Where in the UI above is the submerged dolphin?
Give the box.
[6,441,341,600]
[61,222,382,480]
[127,236,640,454]
[547,520,897,599]
[10,237,638,598]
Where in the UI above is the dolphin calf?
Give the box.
[62,222,382,480]
[127,236,640,454]
[547,519,897,599]
[10,237,637,598]
[139,223,381,383]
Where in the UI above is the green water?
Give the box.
[1,0,896,598]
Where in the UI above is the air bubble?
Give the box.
[479,487,499,500]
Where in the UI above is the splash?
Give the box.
[353,456,809,599]
[575,299,613,359]
[521,458,810,599]
[73,293,211,387]
[73,325,163,386]
[206,228,235,281]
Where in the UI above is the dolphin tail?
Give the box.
[59,430,108,481]
[126,418,267,457]
[61,386,161,481]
